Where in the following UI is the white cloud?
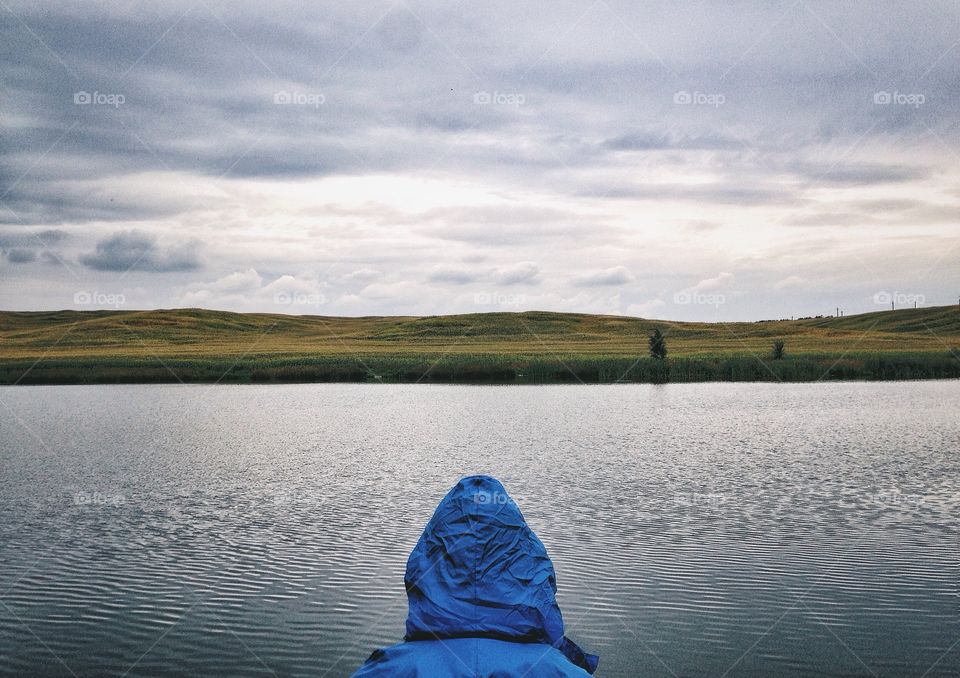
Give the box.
[774,275,805,290]
[574,266,636,287]
[693,272,734,291]
[627,299,667,318]
[342,268,381,283]
[178,269,326,311]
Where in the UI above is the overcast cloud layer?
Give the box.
[2,0,958,319]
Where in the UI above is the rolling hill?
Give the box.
[1,306,958,384]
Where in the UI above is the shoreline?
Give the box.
[3,352,959,385]
[3,306,958,385]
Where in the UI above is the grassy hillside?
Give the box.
[1,306,958,384]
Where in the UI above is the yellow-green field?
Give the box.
[1,306,958,383]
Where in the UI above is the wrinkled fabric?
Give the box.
[352,475,598,677]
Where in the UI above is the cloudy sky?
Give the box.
[2,0,958,320]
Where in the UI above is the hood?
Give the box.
[403,475,598,674]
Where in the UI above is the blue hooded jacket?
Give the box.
[352,475,598,677]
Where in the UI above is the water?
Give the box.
[0,382,957,677]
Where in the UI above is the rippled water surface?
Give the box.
[1,382,958,677]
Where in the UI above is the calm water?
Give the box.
[0,383,957,677]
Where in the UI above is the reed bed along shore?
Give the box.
[3,352,958,385]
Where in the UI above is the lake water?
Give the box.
[0,382,957,677]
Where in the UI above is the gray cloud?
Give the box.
[2,1,958,317]
[4,248,37,263]
[4,1,958,203]
[788,162,932,186]
[0,229,69,247]
[0,229,68,266]
[80,231,201,272]
[602,131,740,152]
[492,262,540,285]
[592,184,798,206]
[427,266,480,285]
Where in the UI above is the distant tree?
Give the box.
[772,339,786,360]
[648,328,667,360]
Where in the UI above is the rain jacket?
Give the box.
[352,475,598,677]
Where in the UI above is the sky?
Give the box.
[1,0,958,320]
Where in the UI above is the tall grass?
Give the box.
[3,351,958,384]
